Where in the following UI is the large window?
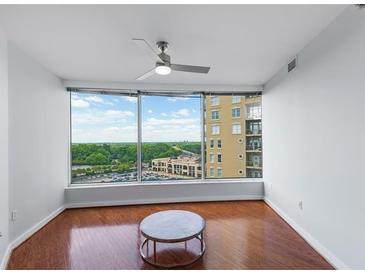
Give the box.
[70,91,262,184]
[141,95,202,181]
[205,95,262,179]
[71,92,138,184]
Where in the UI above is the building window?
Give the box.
[211,110,220,120]
[232,96,241,103]
[246,103,262,120]
[217,168,222,177]
[209,153,214,163]
[209,167,215,177]
[217,139,222,149]
[232,107,241,118]
[232,123,241,134]
[217,153,222,163]
[247,120,262,135]
[212,124,220,135]
[210,139,214,148]
[211,96,219,106]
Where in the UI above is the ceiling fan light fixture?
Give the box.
[155,64,171,75]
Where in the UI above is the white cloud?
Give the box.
[172,108,190,118]
[72,109,135,126]
[144,117,198,127]
[71,98,90,108]
[105,110,134,119]
[84,95,104,103]
[122,97,138,103]
[148,109,153,114]
[72,126,137,143]
[161,113,168,117]
[73,116,200,143]
[167,97,190,102]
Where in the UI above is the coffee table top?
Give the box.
[140,210,205,242]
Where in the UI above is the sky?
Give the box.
[71,92,201,143]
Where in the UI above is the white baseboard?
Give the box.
[66,195,264,208]
[0,245,12,270]
[264,198,349,270]
[9,205,66,251]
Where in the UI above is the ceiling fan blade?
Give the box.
[132,38,164,63]
[171,64,210,74]
[136,67,156,81]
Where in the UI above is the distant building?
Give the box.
[151,156,201,178]
[205,95,262,178]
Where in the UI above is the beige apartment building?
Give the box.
[205,95,262,178]
[151,156,201,178]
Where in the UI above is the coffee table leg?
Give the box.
[153,241,157,263]
[146,239,149,256]
[185,240,187,250]
[200,232,204,252]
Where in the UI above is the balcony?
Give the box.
[246,145,262,152]
[245,96,261,104]
[246,129,262,136]
[246,161,262,169]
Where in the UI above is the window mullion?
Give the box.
[137,92,142,182]
[201,93,206,181]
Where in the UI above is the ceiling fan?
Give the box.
[132,38,211,80]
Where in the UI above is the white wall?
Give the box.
[0,26,9,269]
[8,44,69,242]
[263,6,365,269]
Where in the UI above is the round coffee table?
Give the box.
[139,210,206,268]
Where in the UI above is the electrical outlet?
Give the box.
[298,201,303,210]
[11,210,18,222]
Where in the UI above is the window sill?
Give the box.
[66,178,264,190]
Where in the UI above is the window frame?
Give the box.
[211,110,220,120]
[211,124,220,135]
[232,123,242,134]
[232,107,241,118]
[68,90,262,186]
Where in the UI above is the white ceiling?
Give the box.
[0,4,346,85]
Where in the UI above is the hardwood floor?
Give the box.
[7,201,333,270]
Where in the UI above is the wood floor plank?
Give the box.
[7,201,333,270]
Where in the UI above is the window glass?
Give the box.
[217,168,222,177]
[211,110,220,120]
[211,96,220,106]
[205,95,262,179]
[212,124,220,135]
[210,139,214,148]
[232,124,241,134]
[217,139,222,149]
[71,92,262,183]
[209,153,215,163]
[71,92,137,184]
[209,167,215,177]
[141,95,202,181]
[232,107,241,118]
[232,96,241,103]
